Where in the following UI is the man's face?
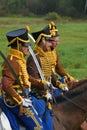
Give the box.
[45,40,52,51]
[22,46,29,56]
[52,36,59,49]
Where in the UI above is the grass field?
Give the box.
[0,17,87,81]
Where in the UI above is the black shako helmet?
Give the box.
[6,28,31,48]
[31,25,54,45]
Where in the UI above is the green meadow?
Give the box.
[0,17,87,81]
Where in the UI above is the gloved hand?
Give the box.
[46,91,52,101]
[45,82,52,89]
[22,98,32,107]
[25,87,31,97]
[62,86,69,91]
[42,80,52,90]
[59,83,69,92]
[66,74,75,81]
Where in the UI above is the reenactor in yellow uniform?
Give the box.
[46,21,78,89]
[27,24,69,130]
[1,28,44,130]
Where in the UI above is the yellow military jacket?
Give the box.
[27,46,58,97]
[2,48,31,105]
[46,49,68,77]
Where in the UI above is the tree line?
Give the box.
[0,0,87,18]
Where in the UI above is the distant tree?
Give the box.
[72,0,86,15]
[54,0,72,16]
[55,0,86,17]
[84,0,87,13]
[0,0,86,17]
[4,0,30,16]
[26,0,57,15]
[0,0,7,16]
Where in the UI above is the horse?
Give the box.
[0,78,87,130]
[52,78,87,130]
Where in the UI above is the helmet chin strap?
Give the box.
[41,37,47,52]
[16,39,23,53]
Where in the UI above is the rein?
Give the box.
[63,80,87,112]
[62,93,87,113]
[53,79,87,116]
[52,80,87,129]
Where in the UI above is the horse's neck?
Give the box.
[53,79,87,130]
[70,78,87,91]
[55,78,87,112]
[67,78,87,98]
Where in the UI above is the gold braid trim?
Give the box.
[45,49,57,73]
[9,48,24,60]
[50,29,58,36]
[23,107,42,130]
[49,21,58,36]
[17,59,31,87]
[8,37,30,46]
[36,46,46,56]
[36,46,52,80]
[47,102,52,110]
[40,57,52,79]
[9,49,31,87]
[35,33,51,45]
